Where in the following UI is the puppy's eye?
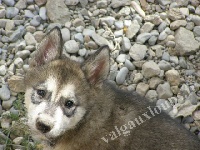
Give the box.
[37,90,46,98]
[65,100,74,109]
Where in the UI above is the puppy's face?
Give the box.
[24,27,110,142]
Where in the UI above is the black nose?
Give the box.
[36,121,51,133]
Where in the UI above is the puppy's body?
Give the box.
[17,28,200,149]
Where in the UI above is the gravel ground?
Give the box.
[0,0,200,149]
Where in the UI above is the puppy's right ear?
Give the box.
[30,27,63,67]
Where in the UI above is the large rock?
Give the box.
[46,0,70,24]
[175,27,200,55]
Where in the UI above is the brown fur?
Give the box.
[12,27,200,150]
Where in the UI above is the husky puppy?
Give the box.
[12,27,200,150]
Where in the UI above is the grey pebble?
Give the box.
[129,44,147,61]
[145,90,158,102]
[121,37,131,52]
[158,60,171,71]
[30,15,42,27]
[116,67,128,85]
[157,82,173,99]
[142,61,161,78]
[6,7,19,18]
[2,0,15,6]
[64,40,79,54]
[136,33,152,44]
[0,65,6,75]
[39,7,47,20]
[74,33,84,43]
[0,85,11,101]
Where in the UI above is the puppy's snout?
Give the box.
[36,120,52,133]
[36,114,54,133]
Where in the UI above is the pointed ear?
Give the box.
[30,27,63,67]
[82,46,110,86]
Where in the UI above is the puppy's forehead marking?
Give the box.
[46,76,57,91]
[60,84,76,98]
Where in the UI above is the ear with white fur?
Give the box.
[30,27,63,67]
[82,46,110,86]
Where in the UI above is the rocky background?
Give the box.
[0,0,200,149]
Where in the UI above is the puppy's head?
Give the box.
[24,27,110,141]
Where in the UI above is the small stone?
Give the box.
[136,83,149,96]
[179,57,187,68]
[1,118,11,129]
[170,20,187,30]
[0,9,6,18]
[116,54,127,63]
[179,84,190,97]
[13,137,24,145]
[34,31,45,42]
[189,14,200,26]
[145,90,158,102]
[129,44,148,61]
[97,0,108,8]
[158,30,168,41]
[144,15,162,25]
[64,40,79,54]
[165,70,180,86]
[61,28,70,42]
[114,29,123,37]
[133,73,143,84]
[168,8,184,21]
[124,59,135,71]
[169,56,179,64]
[16,50,31,59]
[121,37,131,52]
[91,33,109,47]
[158,60,171,71]
[74,33,84,43]
[0,85,11,101]
[130,1,145,18]
[142,61,161,78]
[157,82,173,99]
[116,67,128,85]
[100,16,115,26]
[83,29,95,36]
[78,48,87,57]
[110,0,130,8]
[125,20,140,39]
[158,0,171,6]
[140,22,154,33]
[158,22,167,33]
[0,65,6,75]
[24,10,35,18]
[14,57,23,68]
[73,18,85,27]
[35,0,47,6]
[193,26,200,37]
[2,96,16,109]
[65,0,79,5]
[149,77,163,89]
[5,20,15,31]
[136,33,151,44]
[2,0,15,6]
[148,36,157,46]
[187,92,198,105]
[15,0,27,10]
[39,7,47,20]
[30,15,41,27]
[6,7,19,19]
[114,20,124,29]
[24,32,37,45]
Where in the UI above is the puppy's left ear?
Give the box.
[30,27,63,67]
[82,46,110,86]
